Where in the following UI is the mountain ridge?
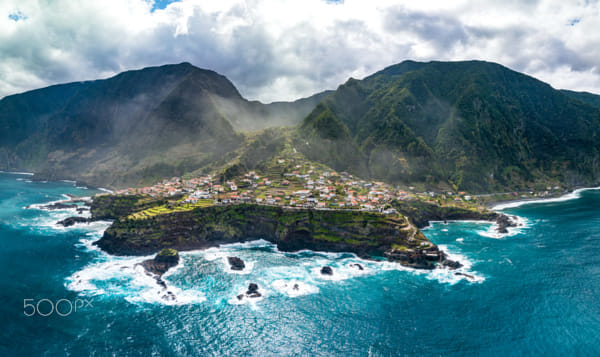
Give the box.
[1,60,599,192]
[0,62,330,188]
[297,60,600,192]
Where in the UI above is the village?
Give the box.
[110,150,497,214]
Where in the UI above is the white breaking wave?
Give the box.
[0,171,34,175]
[25,194,73,210]
[66,232,488,306]
[20,193,102,233]
[271,279,320,297]
[426,219,527,240]
[478,215,529,239]
[492,186,600,210]
[66,254,206,306]
[426,245,485,284]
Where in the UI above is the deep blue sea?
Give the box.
[1,172,599,356]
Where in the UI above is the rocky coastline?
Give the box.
[391,199,520,234]
[83,196,510,270]
[48,193,517,271]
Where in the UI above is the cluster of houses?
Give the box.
[113,176,216,198]
[111,156,480,213]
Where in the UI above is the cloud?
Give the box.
[0,0,599,102]
[8,10,27,22]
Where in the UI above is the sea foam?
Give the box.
[492,187,600,210]
[478,215,529,239]
[67,233,487,307]
[67,254,206,306]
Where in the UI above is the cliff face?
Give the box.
[391,200,498,228]
[96,204,414,255]
[92,200,460,268]
[91,194,169,220]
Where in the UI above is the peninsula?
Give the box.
[86,147,505,271]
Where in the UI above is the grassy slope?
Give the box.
[95,202,429,257]
[298,60,600,192]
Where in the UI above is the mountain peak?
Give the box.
[300,59,600,191]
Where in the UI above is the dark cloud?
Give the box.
[384,7,468,50]
[0,0,598,101]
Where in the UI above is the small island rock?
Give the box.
[227,256,245,271]
[140,248,180,276]
[320,266,333,275]
[246,283,261,298]
[57,216,91,227]
[350,263,364,271]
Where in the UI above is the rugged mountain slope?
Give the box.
[561,89,600,109]
[0,63,328,188]
[298,60,600,191]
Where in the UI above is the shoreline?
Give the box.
[0,170,34,175]
[490,186,600,210]
[2,170,115,193]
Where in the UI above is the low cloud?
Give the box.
[0,0,599,102]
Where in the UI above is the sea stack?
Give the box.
[228,256,245,271]
[321,266,333,275]
[141,248,180,276]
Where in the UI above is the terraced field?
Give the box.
[127,199,214,220]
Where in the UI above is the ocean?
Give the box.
[1,172,599,356]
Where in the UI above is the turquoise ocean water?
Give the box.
[1,172,599,356]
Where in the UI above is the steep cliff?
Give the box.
[93,200,458,269]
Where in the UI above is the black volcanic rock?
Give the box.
[238,283,261,299]
[350,263,364,270]
[442,259,463,270]
[385,247,439,270]
[228,256,245,271]
[57,216,91,227]
[140,249,180,276]
[496,215,517,234]
[247,283,259,294]
[320,266,333,275]
[455,272,475,279]
[38,202,77,210]
[162,291,176,301]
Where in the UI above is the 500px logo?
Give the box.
[24,298,93,317]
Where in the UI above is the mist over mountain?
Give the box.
[297,60,600,191]
[0,63,329,188]
[1,60,599,191]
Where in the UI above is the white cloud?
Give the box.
[0,0,599,102]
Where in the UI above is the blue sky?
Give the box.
[1,0,599,102]
[150,0,180,12]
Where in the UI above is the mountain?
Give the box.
[3,60,599,192]
[297,60,600,192]
[0,63,328,188]
[561,89,600,109]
